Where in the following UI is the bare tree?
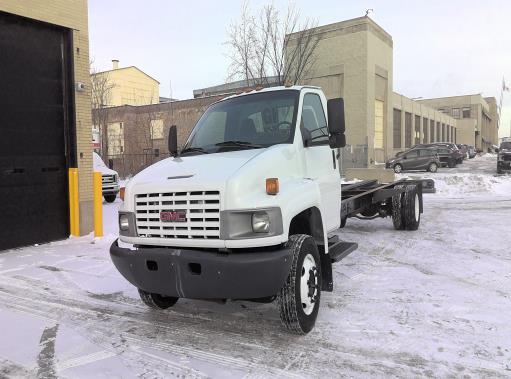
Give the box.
[90,61,116,160]
[225,2,320,86]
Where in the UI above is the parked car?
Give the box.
[467,145,476,159]
[386,148,440,173]
[497,141,511,174]
[93,152,120,202]
[456,144,468,159]
[414,143,464,164]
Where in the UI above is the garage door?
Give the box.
[0,12,73,250]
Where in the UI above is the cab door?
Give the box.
[300,91,340,231]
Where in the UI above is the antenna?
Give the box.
[365,9,373,16]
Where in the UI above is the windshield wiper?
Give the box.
[180,146,209,156]
[215,140,264,148]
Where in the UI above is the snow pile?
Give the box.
[432,173,510,197]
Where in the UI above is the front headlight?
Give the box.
[252,212,270,233]
[118,212,137,236]
[220,207,283,239]
[119,214,130,231]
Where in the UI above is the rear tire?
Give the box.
[138,289,178,309]
[277,234,321,335]
[392,184,406,230]
[393,164,403,173]
[403,185,420,230]
[427,162,438,173]
[104,194,116,203]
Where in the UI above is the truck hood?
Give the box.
[126,149,266,194]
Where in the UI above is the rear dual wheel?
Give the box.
[392,184,420,231]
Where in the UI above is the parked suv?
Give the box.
[456,144,468,159]
[497,141,511,174]
[93,152,120,203]
[467,145,476,159]
[414,143,463,164]
[386,148,440,173]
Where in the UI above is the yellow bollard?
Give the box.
[93,172,103,237]
[68,168,80,236]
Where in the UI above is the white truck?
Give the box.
[110,86,428,334]
[93,152,120,203]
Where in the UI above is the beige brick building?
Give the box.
[0,0,93,248]
[418,95,499,151]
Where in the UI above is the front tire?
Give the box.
[138,289,178,309]
[277,234,321,334]
[104,194,117,203]
[427,162,438,173]
[448,159,456,168]
[393,164,403,173]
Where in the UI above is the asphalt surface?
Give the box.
[0,155,510,378]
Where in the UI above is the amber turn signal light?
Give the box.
[266,178,279,195]
[119,187,125,201]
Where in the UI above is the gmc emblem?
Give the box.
[160,210,186,223]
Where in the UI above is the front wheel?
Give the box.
[277,234,321,334]
[138,289,178,309]
[393,164,403,173]
[448,159,456,168]
[427,162,438,173]
[104,194,117,203]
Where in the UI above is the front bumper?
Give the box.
[110,239,292,299]
[103,184,120,194]
[498,160,511,171]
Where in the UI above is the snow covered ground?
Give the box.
[0,155,510,378]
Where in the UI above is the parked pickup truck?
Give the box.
[110,86,428,334]
[93,152,120,203]
[497,141,511,174]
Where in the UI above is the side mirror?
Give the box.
[168,125,178,157]
[327,98,346,148]
[327,98,345,134]
[329,134,346,149]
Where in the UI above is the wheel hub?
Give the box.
[300,254,318,315]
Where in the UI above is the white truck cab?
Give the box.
[111,86,356,333]
[93,152,120,203]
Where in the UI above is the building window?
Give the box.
[107,122,125,155]
[415,115,421,144]
[154,148,160,157]
[374,100,384,149]
[462,107,471,118]
[452,108,460,118]
[150,119,164,140]
[430,120,435,143]
[423,118,429,142]
[393,109,401,148]
[441,123,445,141]
[436,122,441,142]
[405,112,412,148]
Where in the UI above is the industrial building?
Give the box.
[0,0,93,250]
[101,16,499,177]
[418,95,498,151]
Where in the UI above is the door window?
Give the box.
[301,93,329,145]
[404,150,419,159]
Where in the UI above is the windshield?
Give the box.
[183,90,299,154]
[501,142,511,150]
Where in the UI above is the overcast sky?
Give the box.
[89,0,511,138]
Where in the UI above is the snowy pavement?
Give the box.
[1,155,510,378]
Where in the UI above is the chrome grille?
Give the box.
[102,175,116,184]
[135,191,220,239]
